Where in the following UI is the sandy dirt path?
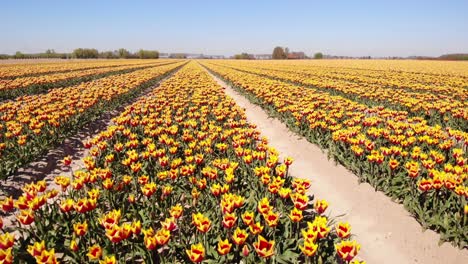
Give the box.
[205,69,468,264]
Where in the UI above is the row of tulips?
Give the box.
[207,60,467,131]
[0,59,162,79]
[201,62,468,248]
[0,60,182,100]
[270,59,468,77]
[0,62,363,263]
[218,60,468,97]
[0,61,186,179]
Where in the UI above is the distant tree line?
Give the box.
[233,53,254,60]
[271,46,323,60]
[437,54,468,60]
[0,48,160,59]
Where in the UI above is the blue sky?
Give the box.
[1,0,467,57]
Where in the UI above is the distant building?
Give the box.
[159,53,170,58]
[254,54,272,60]
[185,54,198,59]
[207,55,225,59]
[169,53,187,59]
[287,52,305,59]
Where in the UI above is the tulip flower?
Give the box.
[291,193,308,210]
[102,178,114,190]
[242,244,250,257]
[70,239,79,252]
[35,248,58,264]
[54,176,71,191]
[143,232,158,250]
[99,255,117,264]
[186,243,205,263]
[17,209,35,225]
[301,228,318,243]
[192,213,211,233]
[257,197,272,215]
[62,155,72,166]
[105,225,123,243]
[100,209,121,229]
[278,188,291,199]
[217,239,232,255]
[222,212,237,229]
[335,240,361,262]
[300,239,318,257]
[253,235,275,258]
[27,240,45,257]
[0,197,14,212]
[0,248,13,264]
[73,221,88,236]
[232,227,249,245]
[0,233,15,250]
[388,159,399,170]
[418,178,433,192]
[141,182,157,197]
[314,199,329,214]
[336,222,351,239]
[161,217,177,232]
[264,211,279,227]
[87,244,103,260]
[170,204,183,219]
[155,228,171,245]
[288,207,303,222]
[249,221,264,235]
[241,211,254,226]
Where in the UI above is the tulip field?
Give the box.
[0,60,185,177]
[0,60,179,100]
[0,58,467,263]
[200,60,468,248]
[0,61,365,263]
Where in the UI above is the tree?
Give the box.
[45,49,55,57]
[314,52,323,59]
[272,47,286,59]
[14,51,25,59]
[233,53,253,59]
[117,48,130,58]
[137,49,159,59]
[72,48,99,59]
[99,51,117,59]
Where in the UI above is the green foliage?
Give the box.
[14,51,25,59]
[234,53,253,60]
[99,51,118,59]
[137,49,159,59]
[438,53,468,60]
[72,48,99,59]
[118,48,131,58]
[314,52,324,59]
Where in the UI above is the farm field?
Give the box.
[200,59,468,246]
[0,59,467,263]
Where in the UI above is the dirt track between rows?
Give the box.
[204,68,468,264]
